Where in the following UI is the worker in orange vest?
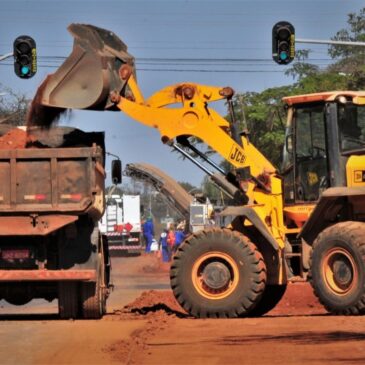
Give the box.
[166,223,176,261]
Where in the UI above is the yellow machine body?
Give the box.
[29,24,365,317]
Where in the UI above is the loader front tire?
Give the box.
[170,228,266,318]
[310,221,365,315]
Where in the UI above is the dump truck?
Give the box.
[99,193,142,255]
[29,23,365,318]
[0,125,116,319]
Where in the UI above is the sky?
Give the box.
[0,0,363,186]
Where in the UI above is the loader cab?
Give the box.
[281,92,365,208]
[282,101,329,205]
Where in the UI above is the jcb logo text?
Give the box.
[229,145,246,164]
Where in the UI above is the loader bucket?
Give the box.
[28,23,135,125]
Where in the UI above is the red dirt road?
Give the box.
[0,254,364,365]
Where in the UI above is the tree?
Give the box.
[178,181,199,194]
[327,7,365,89]
[329,7,365,60]
[201,175,224,204]
[285,50,320,80]
[229,86,291,168]
[105,185,123,196]
[226,7,365,170]
[0,85,29,126]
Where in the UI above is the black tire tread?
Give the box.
[248,285,287,317]
[170,228,266,318]
[81,226,106,319]
[58,282,78,319]
[81,281,102,319]
[309,221,365,315]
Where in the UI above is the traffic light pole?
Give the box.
[296,39,365,47]
[0,52,13,62]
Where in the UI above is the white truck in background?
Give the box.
[99,194,142,256]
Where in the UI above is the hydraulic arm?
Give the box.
[29,23,286,248]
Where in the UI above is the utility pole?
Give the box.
[0,52,13,62]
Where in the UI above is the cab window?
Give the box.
[294,105,328,202]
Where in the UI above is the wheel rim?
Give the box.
[322,247,358,295]
[192,251,239,300]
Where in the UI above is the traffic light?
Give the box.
[272,21,295,65]
[13,35,37,78]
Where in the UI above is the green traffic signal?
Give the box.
[21,65,30,75]
[272,21,295,65]
[13,35,37,79]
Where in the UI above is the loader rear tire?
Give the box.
[170,228,266,318]
[58,282,79,319]
[248,284,287,317]
[310,221,365,315]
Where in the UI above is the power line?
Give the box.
[34,56,334,66]
[0,63,326,73]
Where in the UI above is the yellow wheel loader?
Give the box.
[29,24,365,317]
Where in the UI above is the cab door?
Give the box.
[294,105,329,202]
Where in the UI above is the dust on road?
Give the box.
[1,254,364,365]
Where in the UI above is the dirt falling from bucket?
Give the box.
[26,76,71,129]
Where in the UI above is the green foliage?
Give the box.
[329,7,365,59]
[105,185,123,196]
[327,7,365,89]
[226,7,365,170]
[232,86,291,168]
[285,50,320,80]
[201,175,221,204]
[174,8,365,178]
[178,181,199,193]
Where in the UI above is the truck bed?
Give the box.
[0,145,105,215]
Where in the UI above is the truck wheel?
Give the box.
[170,228,266,318]
[248,285,287,317]
[59,282,79,319]
[81,224,107,319]
[310,222,365,315]
[81,253,106,319]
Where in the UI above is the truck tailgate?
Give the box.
[0,146,104,213]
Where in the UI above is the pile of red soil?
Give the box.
[122,282,326,318]
[0,128,36,149]
[106,300,173,364]
[124,290,185,317]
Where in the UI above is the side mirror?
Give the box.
[111,159,122,185]
[285,134,293,154]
